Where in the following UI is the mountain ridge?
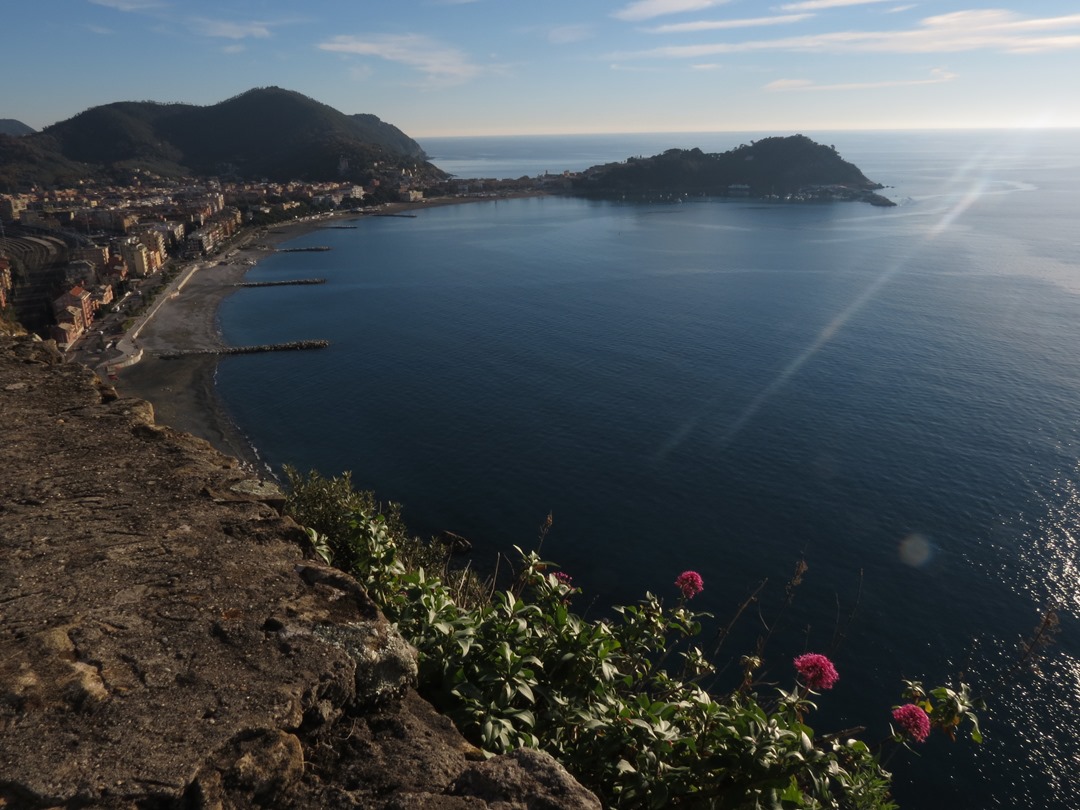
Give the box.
[0,87,435,190]
[0,119,35,137]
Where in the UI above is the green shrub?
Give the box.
[284,469,985,809]
[284,466,489,607]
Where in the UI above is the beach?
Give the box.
[114,237,284,472]
[110,194,547,474]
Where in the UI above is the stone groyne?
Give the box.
[158,339,330,359]
[236,279,326,288]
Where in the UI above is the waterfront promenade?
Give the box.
[96,193,547,470]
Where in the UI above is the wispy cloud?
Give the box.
[779,0,890,10]
[319,34,485,86]
[84,23,114,35]
[548,25,593,44]
[613,10,1080,57]
[189,18,276,40]
[88,0,165,10]
[765,67,957,91]
[221,44,246,54]
[613,0,730,22]
[648,14,812,33]
[609,63,663,72]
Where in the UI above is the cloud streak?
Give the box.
[189,18,276,40]
[88,0,165,10]
[648,14,813,34]
[765,68,957,91]
[548,25,593,44]
[613,0,729,22]
[318,34,485,85]
[613,10,1080,58]
[779,0,891,10]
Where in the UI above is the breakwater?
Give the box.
[159,340,329,359]
[279,246,331,253]
[236,279,326,288]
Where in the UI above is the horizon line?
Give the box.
[410,124,1080,139]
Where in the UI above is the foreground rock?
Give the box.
[0,336,599,809]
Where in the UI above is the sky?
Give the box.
[4,1,1080,136]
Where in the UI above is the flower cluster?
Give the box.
[675,570,704,600]
[793,653,840,691]
[554,571,573,585]
[892,703,931,742]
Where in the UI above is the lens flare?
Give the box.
[899,533,933,567]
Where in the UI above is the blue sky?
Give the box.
[5,1,1080,135]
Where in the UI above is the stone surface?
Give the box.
[0,336,600,809]
[452,749,603,809]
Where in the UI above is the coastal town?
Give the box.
[0,171,560,363]
[0,127,894,369]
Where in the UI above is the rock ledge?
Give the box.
[0,336,599,810]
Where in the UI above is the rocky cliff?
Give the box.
[0,336,599,809]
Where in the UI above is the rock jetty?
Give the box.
[158,340,330,359]
[236,279,326,288]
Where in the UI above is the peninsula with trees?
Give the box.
[571,134,896,206]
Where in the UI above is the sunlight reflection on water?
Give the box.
[983,466,1080,806]
[221,130,1080,809]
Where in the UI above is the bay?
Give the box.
[216,129,1080,808]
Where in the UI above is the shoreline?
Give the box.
[111,192,549,476]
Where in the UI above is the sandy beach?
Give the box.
[110,193,547,474]
[114,239,280,472]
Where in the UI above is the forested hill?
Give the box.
[0,87,437,190]
[348,113,427,160]
[572,135,894,205]
[0,119,35,137]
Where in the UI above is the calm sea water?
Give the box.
[217,130,1080,808]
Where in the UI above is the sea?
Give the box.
[215,130,1080,808]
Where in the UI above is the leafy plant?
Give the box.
[284,470,993,809]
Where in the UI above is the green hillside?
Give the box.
[0,119,36,137]
[574,135,890,203]
[0,87,437,189]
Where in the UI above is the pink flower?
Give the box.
[675,570,704,599]
[793,653,839,691]
[554,571,573,585]
[892,704,931,742]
